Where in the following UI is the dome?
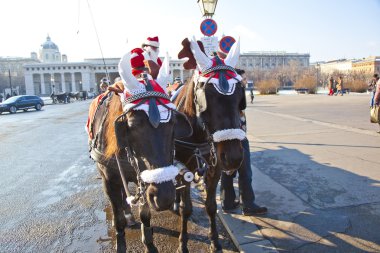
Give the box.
[41,35,59,50]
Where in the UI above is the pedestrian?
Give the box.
[250,88,254,103]
[372,74,380,133]
[99,77,109,93]
[335,76,344,96]
[220,68,268,216]
[369,74,378,106]
[328,77,334,96]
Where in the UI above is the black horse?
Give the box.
[51,92,69,103]
[172,38,246,252]
[88,52,192,253]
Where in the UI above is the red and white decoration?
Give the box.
[189,36,242,95]
[118,48,175,123]
[143,36,160,48]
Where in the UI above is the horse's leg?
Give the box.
[205,167,222,252]
[139,203,158,253]
[121,187,137,227]
[98,165,127,253]
[177,184,192,253]
[173,187,181,214]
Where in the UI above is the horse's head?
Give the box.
[115,109,191,211]
[178,37,246,172]
[113,50,192,211]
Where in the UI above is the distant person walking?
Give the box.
[335,76,344,96]
[328,77,334,96]
[250,88,254,103]
[369,74,378,106]
[372,74,380,133]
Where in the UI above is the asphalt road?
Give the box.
[0,100,237,253]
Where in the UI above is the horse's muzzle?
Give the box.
[217,139,244,170]
[146,181,176,211]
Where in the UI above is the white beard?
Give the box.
[145,46,159,63]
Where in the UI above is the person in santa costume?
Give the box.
[142,36,163,67]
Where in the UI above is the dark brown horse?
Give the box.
[88,52,192,253]
[172,38,246,252]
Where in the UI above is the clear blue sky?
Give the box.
[0,0,379,62]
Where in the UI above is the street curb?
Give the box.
[217,208,279,253]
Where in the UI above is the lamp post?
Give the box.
[8,68,13,96]
[197,0,218,18]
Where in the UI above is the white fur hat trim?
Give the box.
[213,128,246,142]
[140,165,179,184]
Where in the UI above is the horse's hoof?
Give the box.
[172,202,180,215]
[176,247,189,253]
[144,245,158,253]
[125,213,137,227]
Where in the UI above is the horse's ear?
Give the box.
[239,85,247,111]
[178,38,197,70]
[173,111,193,138]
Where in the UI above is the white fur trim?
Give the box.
[140,165,179,184]
[144,41,159,48]
[213,128,246,142]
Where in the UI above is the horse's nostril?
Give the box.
[221,153,227,164]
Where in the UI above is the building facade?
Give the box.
[319,59,355,75]
[236,51,310,70]
[352,56,380,75]
[24,36,191,96]
[0,57,39,96]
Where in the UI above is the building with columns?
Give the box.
[24,36,191,96]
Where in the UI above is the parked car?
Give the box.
[0,95,44,114]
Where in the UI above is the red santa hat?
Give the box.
[142,36,160,48]
[130,48,146,76]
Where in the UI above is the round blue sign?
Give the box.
[200,19,217,37]
[219,36,236,54]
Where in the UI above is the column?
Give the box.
[41,73,46,94]
[71,72,76,92]
[61,73,66,92]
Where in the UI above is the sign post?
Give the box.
[200,18,218,56]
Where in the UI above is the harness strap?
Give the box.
[125,90,170,104]
[201,64,237,76]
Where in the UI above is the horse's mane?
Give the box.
[174,76,196,117]
[104,83,124,159]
